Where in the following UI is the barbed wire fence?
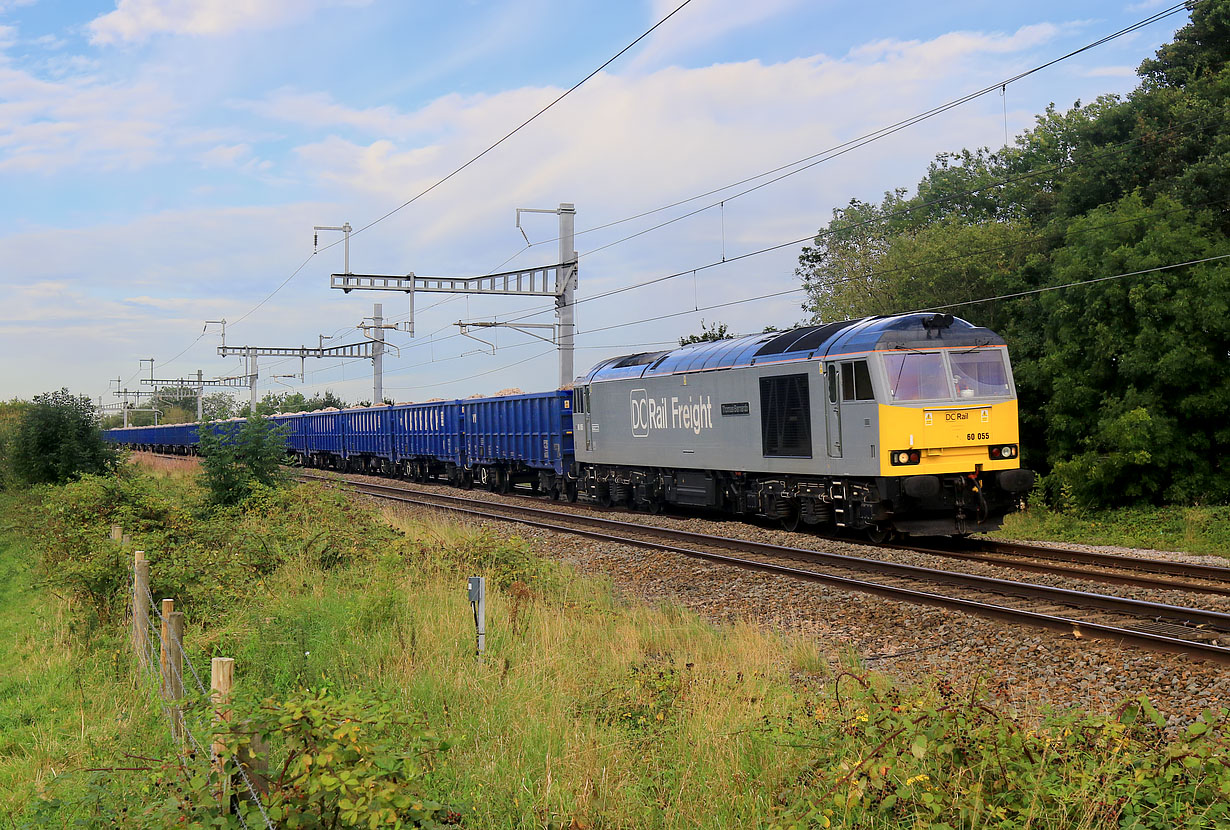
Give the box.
[122,525,276,829]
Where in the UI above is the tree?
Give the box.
[202,392,236,421]
[8,389,118,486]
[197,414,289,506]
[790,1,1230,507]
[679,319,731,346]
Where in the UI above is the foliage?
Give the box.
[770,675,1230,829]
[29,470,403,623]
[203,391,238,421]
[794,3,1230,507]
[6,389,118,487]
[198,414,290,506]
[240,390,348,417]
[679,319,732,346]
[0,400,29,490]
[123,688,453,829]
[994,499,1230,557]
[13,476,1230,829]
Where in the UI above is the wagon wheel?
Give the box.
[498,471,513,494]
[462,470,474,490]
[565,480,579,503]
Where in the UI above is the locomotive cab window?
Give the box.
[575,386,586,414]
[841,361,875,401]
[950,349,1013,399]
[883,351,949,401]
[760,374,812,458]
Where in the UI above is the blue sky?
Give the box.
[0,0,1190,404]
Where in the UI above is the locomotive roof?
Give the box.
[581,313,1006,383]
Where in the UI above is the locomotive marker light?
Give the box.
[468,576,486,658]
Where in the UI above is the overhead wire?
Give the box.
[118,1,1199,400]
[486,2,1200,257]
[114,2,695,398]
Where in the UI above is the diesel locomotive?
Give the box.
[571,312,1033,537]
[105,312,1033,537]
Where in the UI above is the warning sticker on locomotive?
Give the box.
[630,388,714,438]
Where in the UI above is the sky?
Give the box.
[0,0,1192,407]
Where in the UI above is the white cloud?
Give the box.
[0,0,37,15]
[630,0,803,71]
[199,142,252,167]
[1,15,1133,401]
[88,0,371,45]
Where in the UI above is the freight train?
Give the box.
[105,312,1034,537]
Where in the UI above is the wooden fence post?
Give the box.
[111,524,122,542]
[159,599,173,698]
[121,533,131,547]
[132,551,149,669]
[212,657,235,813]
[167,611,185,744]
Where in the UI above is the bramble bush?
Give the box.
[24,688,454,829]
[770,673,1230,829]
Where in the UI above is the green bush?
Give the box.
[26,688,453,829]
[30,472,405,623]
[198,415,290,507]
[6,389,117,487]
[770,675,1230,829]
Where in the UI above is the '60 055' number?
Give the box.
[967,432,990,441]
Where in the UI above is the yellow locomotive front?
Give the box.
[866,319,1034,536]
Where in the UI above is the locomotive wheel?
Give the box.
[779,505,802,533]
[644,498,662,515]
[597,485,613,508]
[866,526,894,545]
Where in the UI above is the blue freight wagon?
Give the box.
[301,410,345,468]
[391,401,463,482]
[268,412,305,460]
[342,406,395,473]
[461,390,574,495]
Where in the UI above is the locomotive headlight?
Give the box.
[989,444,1018,460]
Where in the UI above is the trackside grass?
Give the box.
[4,469,1229,828]
[994,503,1230,558]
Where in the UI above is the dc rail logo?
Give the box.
[630,388,714,438]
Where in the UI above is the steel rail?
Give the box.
[890,540,1230,597]
[967,538,1230,581]
[303,473,1230,664]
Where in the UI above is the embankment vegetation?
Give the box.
[2,461,1227,828]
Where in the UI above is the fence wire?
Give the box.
[131,563,276,829]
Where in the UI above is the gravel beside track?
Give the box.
[327,469,1230,725]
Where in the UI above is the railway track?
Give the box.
[300,472,1230,665]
